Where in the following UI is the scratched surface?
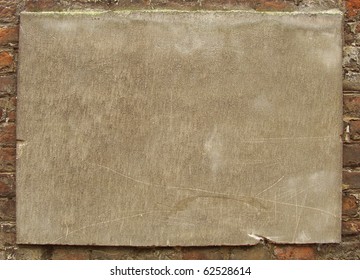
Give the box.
[17,11,343,245]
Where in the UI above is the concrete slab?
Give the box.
[17,10,343,246]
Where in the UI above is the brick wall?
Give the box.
[0,0,359,260]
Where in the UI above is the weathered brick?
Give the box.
[0,249,5,260]
[133,248,182,260]
[0,123,15,144]
[15,246,45,260]
[182,247,229,260]
[0,199,15,221]
[344,144,360,167]
[52,247,91,260]
[0,0,22,23]
[344,94,360,118]
[0,75,16,96]
[0,51,13,71]
[0,26,18,46]
[91,247,181,260]
[343,169,360,189]
[25,0,70,10]
[6,110,15,122]
[349,120,360,141]
[0,173,15,197]
[343,46,360,70]
[229,245,272,260]
[90,247,136,260]
[273,245,316,260]
[317,242,360,259]
[342,194,359,217]
[0,96,16,123]
[344,72,360,91]
[0,222,16,249]
[342,220,360,235]
[0,147,15,172]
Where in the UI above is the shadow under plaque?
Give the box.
[17,10,343,246]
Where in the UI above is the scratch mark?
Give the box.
[65,222,69,240]
[238,135,337,143]
[97,164,160,187]
[257,197,337,218]
[255,175,284,197]
[51,210,172,244]
[96,164,339,218]
[292,189,309,242]
[274,191,277,222]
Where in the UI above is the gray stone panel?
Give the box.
[17,10,343,246]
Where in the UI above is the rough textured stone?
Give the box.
[17,11,342,246]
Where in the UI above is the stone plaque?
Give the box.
[17,10,343,246]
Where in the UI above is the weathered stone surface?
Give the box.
[17,11,343,246]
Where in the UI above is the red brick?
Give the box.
[182,248,229,260]
[0,75,16,95]
[6,110,15,122]
[342,195,359,217]
[0,123,15,144]
[0,199,15,221]
[0,147,15,172]
[0,173,15,197]
[52,247,91,260]
[0,26,18,46]
[346,0,360,18]
[273,245,316,260]
[342,220,360,235]
[256,0,292,11]
[350,120,360,141]
[344,144,360,167]
[344,95,360,118]
[0,51,13,70]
